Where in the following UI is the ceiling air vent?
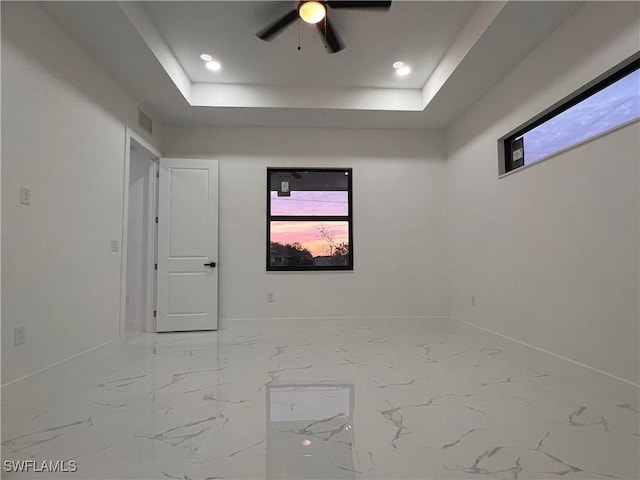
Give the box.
[137,107,153,135]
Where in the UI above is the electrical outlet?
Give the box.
[267,293,275,303]
[471,296,476,307]
[111,239,119,252]
[20,186,31,205]
[14,326,26,346]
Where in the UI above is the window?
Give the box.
[501,56,640,174]
[267,168,353,271]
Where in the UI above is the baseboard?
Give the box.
[221,315,449,326]
[1,338,118,388]
[453,317,639,388]
[125,320,145,332]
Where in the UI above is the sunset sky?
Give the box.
[271,221,349,257]
[270,190,349,257]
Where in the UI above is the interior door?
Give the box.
[156,158,218,332]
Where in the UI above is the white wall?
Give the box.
[125,147,153,332]
[446,2,640,384]
[1,2,162,384]
[163,127,449,321]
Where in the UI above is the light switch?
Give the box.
[111,239,119,252]
[20,186,31,205]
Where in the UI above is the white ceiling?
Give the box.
[143,1,478,89]
[42,1,583,129]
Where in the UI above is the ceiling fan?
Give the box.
[257,1,392,54]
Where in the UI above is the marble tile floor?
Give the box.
[1,318,638,480]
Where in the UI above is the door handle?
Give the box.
[204,262,216,268]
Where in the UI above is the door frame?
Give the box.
[120,127,162,335]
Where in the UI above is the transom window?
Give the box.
[501,56,639,174]
[267,168,353,271]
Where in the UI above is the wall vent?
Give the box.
[137,107,153,135]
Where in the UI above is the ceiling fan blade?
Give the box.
[257,9,298,41]
[316,18,344,53]
[327,1,392,10]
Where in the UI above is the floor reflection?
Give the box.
[267,385,355,479]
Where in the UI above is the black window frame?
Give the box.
[266,167,353,272]
[500,54,640,175]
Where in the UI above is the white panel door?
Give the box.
[156,158,218,331]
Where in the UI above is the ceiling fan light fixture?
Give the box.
[299,1,326,24]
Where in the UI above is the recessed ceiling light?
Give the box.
[302,439,312,446]
[396,65,411,76]
[392,61,405,69]
[205,60,221,71]
[200,53,213,62]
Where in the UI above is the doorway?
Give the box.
[120,131,219,334]
[121,129,161,334]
